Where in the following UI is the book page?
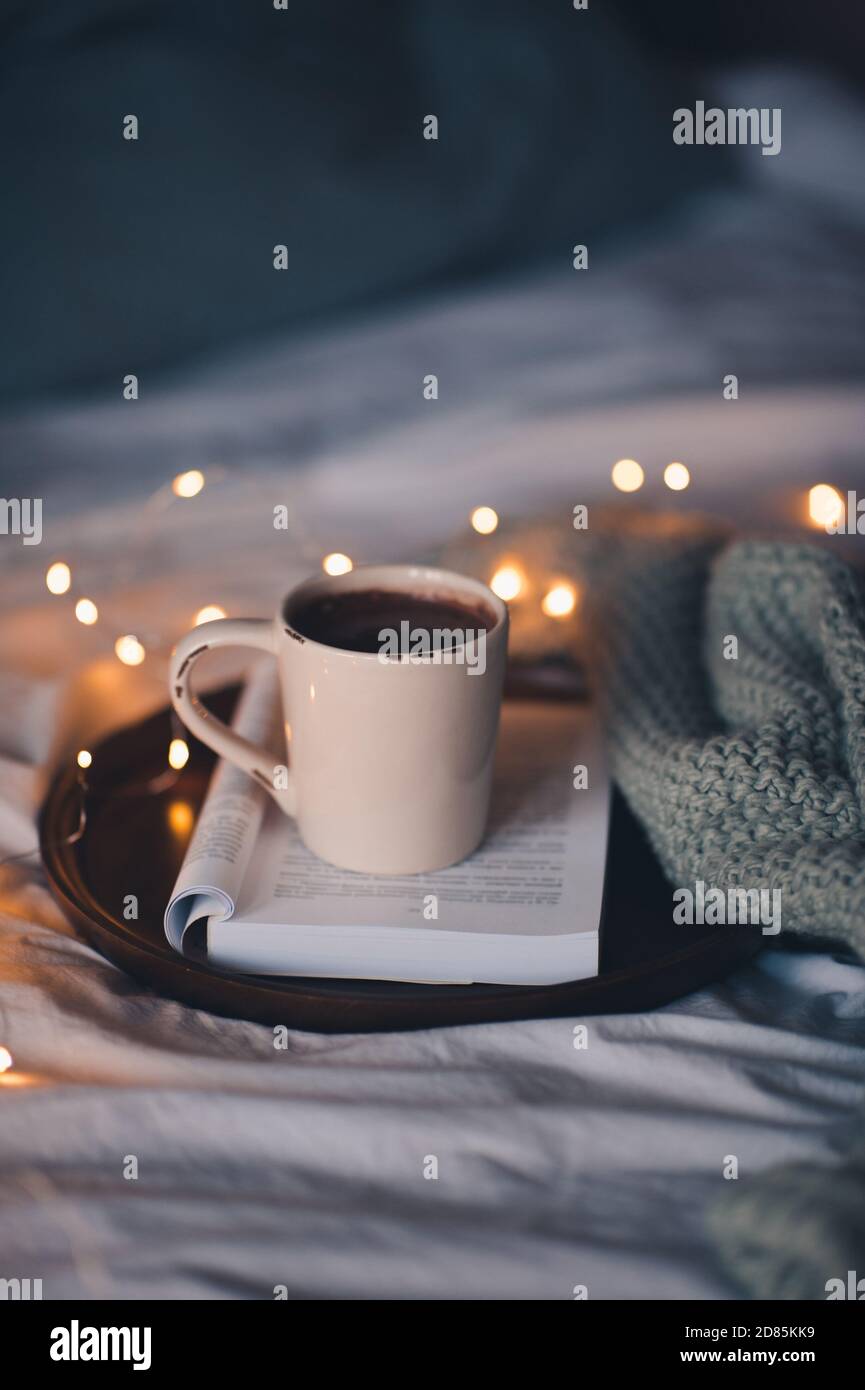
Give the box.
[231,700,608,939]
[164,661,282,951]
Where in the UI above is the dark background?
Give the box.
[616,0,865,86]
[1,0,863,407]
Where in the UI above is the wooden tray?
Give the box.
[39,688,761,1033]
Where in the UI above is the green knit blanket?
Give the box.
[443,518,865,1298]
[600,531,865,1299]
[603,533,865,958]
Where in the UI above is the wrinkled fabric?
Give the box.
[1,859,863,1299]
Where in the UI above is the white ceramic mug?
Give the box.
[169,564,508,874]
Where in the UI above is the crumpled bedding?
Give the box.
[1,65,865,1299]
[1,866,863,1298]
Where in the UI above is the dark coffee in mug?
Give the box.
[290,588,494,654]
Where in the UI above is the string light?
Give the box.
[172,469,205,499]
[611,459,644,492]
[541,582,578,618]
[168,738,189,771]
[194,604,227,625]
[114,635,145,666]
[168,801,194,837]
[74,598,98,626]
[664,462,690,491]
[323,552,353,576]
[0,1047,12,1074]
[470,506,499,535]
[54,474,295,830]
[490,565,524,601]
[46,562,71,595]
[808,484,844,529]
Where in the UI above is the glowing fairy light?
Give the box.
[664,462,690,491]
[168,738,189,771]
[0,1047,12,1074]
[172,469,205,499]
[46,562,71,595]
[114,635,146,666]
[322,552,353,576]
[76,750,92,769]
[541,582,578,619]
[74,598,98,626]
[490,565,524,601]
[611,459,644,493]
[168,801,194,837]
[808,484,844,529]
[194,605,226,625]
[470,506,499,535]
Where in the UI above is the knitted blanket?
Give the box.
[444,517,865,1297]
[603,532,865,958]
[599,530,865,1299]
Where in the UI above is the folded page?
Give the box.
[164,660,281,952]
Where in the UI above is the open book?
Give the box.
[165,666,610,985]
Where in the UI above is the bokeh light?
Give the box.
[114,635,145,666]
[172,469,205,499]
[490,565,524,601]
[168,801,194,837]
[470,506,499,535]
[168,738,190,771]
[541,582,578,618]
[46,562,71,595]
[194,605,227,625]
[611,459,644,493]
[663,462,690,491]
[808,483,844,529]
[74,598,98,625]
[322,552,353,576]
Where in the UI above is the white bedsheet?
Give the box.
[0,921,862,1299]
[2,66,865,1299]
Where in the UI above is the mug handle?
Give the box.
[169,618,296,815]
